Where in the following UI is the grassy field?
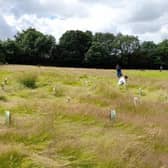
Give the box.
[0,65,168,168]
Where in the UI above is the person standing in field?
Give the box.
[116,64,122,78]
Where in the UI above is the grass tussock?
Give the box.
[17,72,38,89]
[0,150,25,168]
[52,84,65,97]
[0,144,44,167]
[0,95,7,102]
[95,80,123,99]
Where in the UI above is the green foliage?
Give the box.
[1,27,168,68]
[112,33,140,66]
[85,42,109,66]
[15,28,56,64]
[59,30,92,66]
[3,39,22,64]
[93,32,115,44]
[17,72,38,89]
[0,40,6,63]
[139,41,158,68]
[157,39,168,66]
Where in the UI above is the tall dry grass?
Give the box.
[0,65,168,167]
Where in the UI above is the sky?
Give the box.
[0,0,168,43]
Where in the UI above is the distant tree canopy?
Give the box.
[59,30,92,66]
[0,27,168,69]
[0,40,6,63]
[13,28,56,64]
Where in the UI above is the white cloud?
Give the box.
[0,15,16,39]
[0,0,168,43]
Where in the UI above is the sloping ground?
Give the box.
[0,65,167,168]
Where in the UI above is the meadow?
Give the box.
[0,65,167,168]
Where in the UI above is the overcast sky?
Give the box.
[0,0,168,43]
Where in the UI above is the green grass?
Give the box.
[0,151,25,168]
[52,84,65,97]
[0,150,43,168]
[0,65,167,168]
[17,72,38,89]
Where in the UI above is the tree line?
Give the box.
[0,28,168,69]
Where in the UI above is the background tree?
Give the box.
[111,33,140,67]
[91,32,117,67]
[0,27,167,69]
[139,41,158,68]
[49,44,63,65]
[59,30,92,66]
[157,40,168,68]
[3,39,22,64]
[0,40,6,63]
[84,42,109,67]
[93,32,115,44]
[15,28,56,65]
